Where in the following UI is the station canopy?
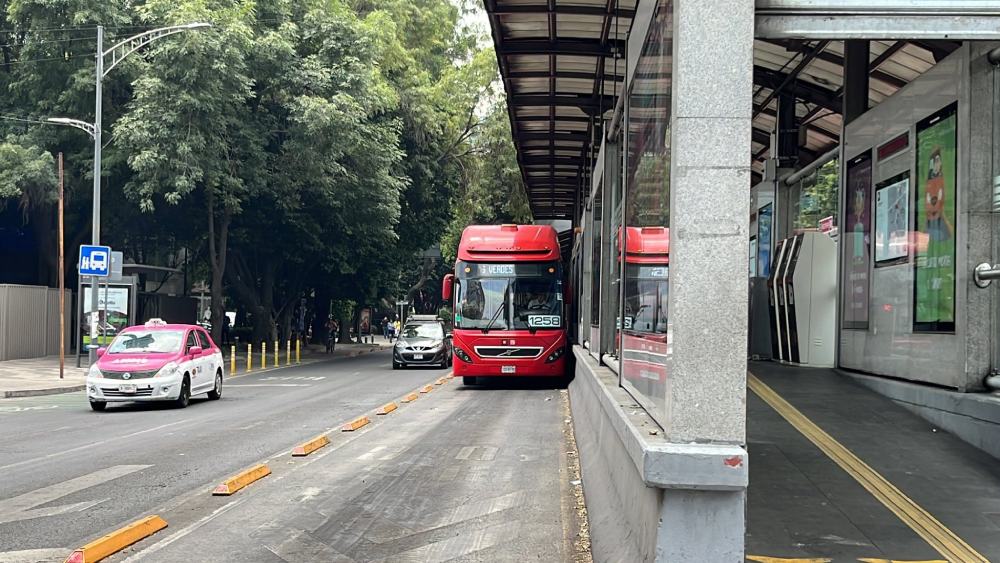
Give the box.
[484,0,962,220]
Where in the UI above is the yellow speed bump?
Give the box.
[213,463,271,496]
[435,377,447,385]
[401,392,419,403]
[64,515,167,563]
[375,402,398,415]
[419,385,434,394]
[341,415,370,432]
[291,434,330,457]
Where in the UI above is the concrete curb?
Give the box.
[3,384,86,399]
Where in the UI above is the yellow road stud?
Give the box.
[435,377,446,385]
[291,434,330,456]
[213,464,271,495]
[375,402,398,415]
[401,392,419,403]
[420,385,433,393]
[64,515,168,563]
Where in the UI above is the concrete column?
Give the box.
[668,0,754,444]
[843,40,870,125]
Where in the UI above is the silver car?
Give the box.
[392,322,452,369]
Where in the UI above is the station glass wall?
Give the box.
[790,158,840,232]
[620,1,673,424]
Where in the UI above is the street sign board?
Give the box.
[110,251,124,281]
[79,245,111,277]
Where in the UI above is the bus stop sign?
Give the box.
[79,245,111,277]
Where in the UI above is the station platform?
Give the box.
[747,362,1000,562]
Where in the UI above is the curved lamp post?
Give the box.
[47,22,211,361]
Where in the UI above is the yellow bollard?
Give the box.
[247,343,252,372]
[262,342,267,369]
[286,340,291,366]
[296,339,301,364]
[230,346,236,376]
[274,340,278,368]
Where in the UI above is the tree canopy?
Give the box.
[0,0,531,342]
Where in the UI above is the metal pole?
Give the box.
[58,153,65,379]
[75,277,82,368]
[88,25,104,363]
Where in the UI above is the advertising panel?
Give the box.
[914,103,958,332]
[843,151,872,328]
[757,203,773,277]
[874,173,910,264]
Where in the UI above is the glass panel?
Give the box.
[621,1,673,425]
[107,330,184,354]
[793,159,840,233]
[512,278,563,329]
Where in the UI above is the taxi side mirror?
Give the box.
[96,347,107,357]
[189,346,203,356]
[442,274,454,301]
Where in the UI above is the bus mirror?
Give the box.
[442,274,455,301]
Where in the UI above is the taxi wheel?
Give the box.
[90,400,107,412]
[207,372,223,400]
[174,377,191,409]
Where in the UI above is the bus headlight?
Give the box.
[545,347,565,363]
[454,348,473,363]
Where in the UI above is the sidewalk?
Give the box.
[0,357,88,398]
[0,340,390,399]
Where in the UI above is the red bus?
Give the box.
[442,224,567,385]
[619,227,670,398]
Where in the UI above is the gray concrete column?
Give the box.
[668,0,754,445]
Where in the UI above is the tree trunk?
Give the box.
[312,288,330,345]
[207,190,231,345]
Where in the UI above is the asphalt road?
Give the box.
[0,350,443,559]
[109,378,586,563]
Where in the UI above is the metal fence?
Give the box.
[0,284,70,361]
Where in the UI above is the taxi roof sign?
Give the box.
[145,318,167,327]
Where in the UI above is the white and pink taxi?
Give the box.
[86,319,225,411]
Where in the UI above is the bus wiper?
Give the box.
[482,302,506,333]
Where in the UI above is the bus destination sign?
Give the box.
[478,264,516,276]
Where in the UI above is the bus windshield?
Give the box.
[455,261,562,331]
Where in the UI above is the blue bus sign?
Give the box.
[79,245,112,277]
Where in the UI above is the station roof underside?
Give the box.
[484,0,963,220]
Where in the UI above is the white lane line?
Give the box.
[455,446,476,460]
[0,420,191,471]
[0,465,151,524]
[121,497,246,562]
[358,446,387,461]
[226,384,311,387]
[477,446,499,461]
[264,528,353,563]
[0,548,69,562]
[384,521,518,563]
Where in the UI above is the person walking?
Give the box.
[222,314,231,346]
[381,317,390,341]
[325,316,339,354]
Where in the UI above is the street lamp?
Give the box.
[47,22,211,362]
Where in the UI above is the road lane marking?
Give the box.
[386,521,518,563]
[748,373,988,563]
[0,548,69,562]
[358,446,387,461]
[455,446,476,460]
[0,405,59,414]
[0,420,190,471]
[454,446,498,461]
[0,465,150,524]
[120,498,246,562]
[226,384,311,387]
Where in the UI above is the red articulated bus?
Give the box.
[442,224,567,385]
[619,226,670,398]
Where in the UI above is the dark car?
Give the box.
[392,321,452,369]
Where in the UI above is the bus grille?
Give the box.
[474,346,542,358]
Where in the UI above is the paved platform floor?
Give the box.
[747,362,1000,562]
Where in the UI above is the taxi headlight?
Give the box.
[87,364,103,378]
[156,362,180,378]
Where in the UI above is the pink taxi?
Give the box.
[86,319,224,411]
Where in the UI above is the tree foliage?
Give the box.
[0,0,531,342]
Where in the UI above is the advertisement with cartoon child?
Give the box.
[843,151,872,328]
[914,103,957,332]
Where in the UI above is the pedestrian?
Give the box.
[222,314,231,346]
[381,316,389,340]
[325,315,338,354]
[392,319,401,342]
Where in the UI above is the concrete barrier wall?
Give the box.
[570,347,749,562]
[0,284,70,361]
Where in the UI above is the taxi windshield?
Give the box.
[107,330,184,354]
